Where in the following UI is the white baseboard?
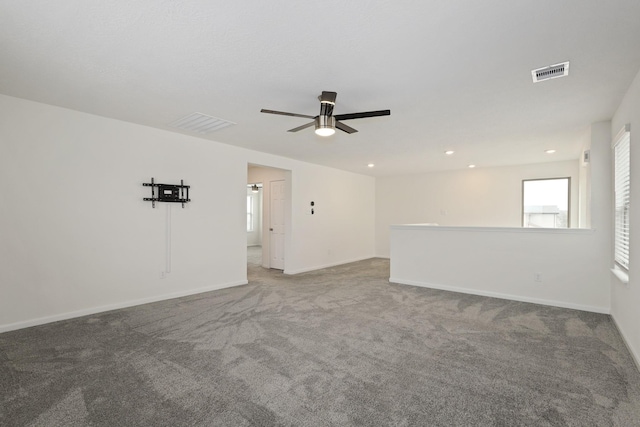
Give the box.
[0,280,248,334]
[611,315,640,373]
[389,277,610,314]
[285,256,375,275]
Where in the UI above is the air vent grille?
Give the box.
[169,112,236,134]
[531,61,570,83]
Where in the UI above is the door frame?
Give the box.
[269,179,286,270]
[247,164,292,271]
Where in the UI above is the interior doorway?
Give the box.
[247,164,290,270]
[246,182,263,266]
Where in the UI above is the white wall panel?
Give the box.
[0,94,376,331]
[390,225,610,313]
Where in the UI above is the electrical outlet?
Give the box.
[534,272,542,282]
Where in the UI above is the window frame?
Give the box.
[521,177,571,228]
[613,124,631,273]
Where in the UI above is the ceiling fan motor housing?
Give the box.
[319,99,335,117]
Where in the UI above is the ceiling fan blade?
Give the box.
[336,121,358,134]
[287,121,315,132]
[319,91,337,104]
[261,109,315,119]
[334,110,390,121]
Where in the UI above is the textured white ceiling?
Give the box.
[1,1,640,176]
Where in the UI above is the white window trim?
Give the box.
[611,266,629,284]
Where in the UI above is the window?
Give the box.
[522,178,570,228]
[614,125,631,271]
[247,195,254,232]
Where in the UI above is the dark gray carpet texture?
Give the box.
[2,252,640,426]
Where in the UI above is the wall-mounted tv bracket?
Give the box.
[143,177,190,208]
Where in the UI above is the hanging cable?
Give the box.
[166,203,172,273]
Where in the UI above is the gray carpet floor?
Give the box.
[1,255,640,426]
[247,245,262,266]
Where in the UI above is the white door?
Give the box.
[269,180,285,270]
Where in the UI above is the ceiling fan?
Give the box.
[261,91,390,137]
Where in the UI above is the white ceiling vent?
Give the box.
[169,112,236,134]
[531,61,570,83]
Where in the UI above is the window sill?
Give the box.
[611,267,629,284]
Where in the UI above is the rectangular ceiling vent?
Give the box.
[531,61,570,83]
[169,112,236,134]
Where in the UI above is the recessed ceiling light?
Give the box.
[445,150,455,155]
[367,163,375,168]
[545,149,556,154]
[468,164,476,168]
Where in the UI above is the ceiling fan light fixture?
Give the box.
[315,116,335,137]
[315,127,335,137]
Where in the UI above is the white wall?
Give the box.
[286,162,375,274]
[389,225,610,313]
[578,129,592,228]
[0,94,376,331]
[611,67,640,368]
[375,161,581,257]
[390,225,610,313]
